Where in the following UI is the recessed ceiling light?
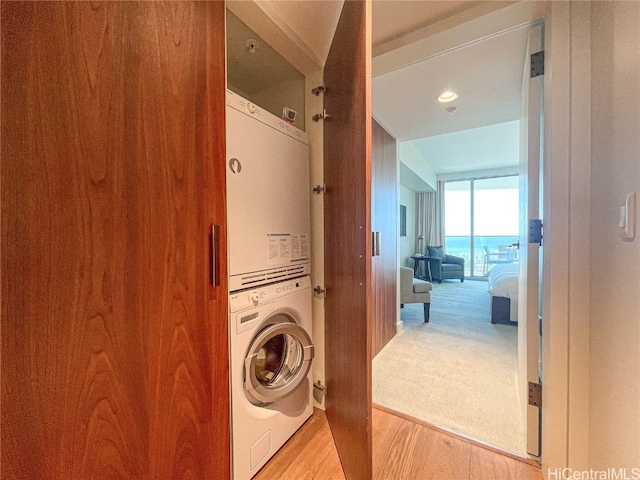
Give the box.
[437,91,458,103]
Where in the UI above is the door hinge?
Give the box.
[313,380,327,392]
[314,286,326,297]
[531,50,545,78]
[528,382,542,407]
[528,219,543,245]
[312,184,326,194]
[312,109,331,122]
[311,85,326,96]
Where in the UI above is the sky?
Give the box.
[445,179,519,237]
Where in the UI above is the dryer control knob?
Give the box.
[250,292,260,304]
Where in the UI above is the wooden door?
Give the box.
[1,2,229,478]
[323,1,372,479]
[372,119,398,358]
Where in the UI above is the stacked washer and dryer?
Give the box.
[226,90,314,480]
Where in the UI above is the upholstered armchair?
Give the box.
[400,267,432,322]
[426,246,465,283]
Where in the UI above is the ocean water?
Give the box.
[445,236,519,254]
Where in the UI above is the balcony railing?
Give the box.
[444,235,518,277]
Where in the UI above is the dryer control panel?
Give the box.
[229,276,310,313]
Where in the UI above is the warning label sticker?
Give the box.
[267,233,309,265]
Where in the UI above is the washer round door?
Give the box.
[244,314,314,405]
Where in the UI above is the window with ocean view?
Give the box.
[445,176,519,278]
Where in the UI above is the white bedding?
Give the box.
[488,263,519,322]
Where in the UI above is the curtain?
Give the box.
[416,180,446,253]
[435,180,445,246]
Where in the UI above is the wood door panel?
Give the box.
[205,4,231,476]
[1,2,229,478]
[372,119,398,358]
[323,1,372,479]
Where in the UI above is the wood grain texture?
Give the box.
[204,4,231,478]
[469,444,543,480]
[373,407,472,480]
[255,406,543,480]
[1,2,229,478]
[323,1,373,479]
[374,403,541,468]
[371,119,398,359]
[372,407,544,480]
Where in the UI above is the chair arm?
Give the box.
[445,254,465,268]
[427,256,442,271]
[399,267,414,291]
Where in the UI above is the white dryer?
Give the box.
[229,276,314,480]
[226,91,311,292]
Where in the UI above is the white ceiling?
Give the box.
[372,0,480,52]
[410,120,521,175]
[370,2,532,177]
[373,24,528,176]
[372,27,528,142]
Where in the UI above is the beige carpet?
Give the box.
[372,280,526,455]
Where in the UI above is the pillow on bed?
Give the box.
[427,246,446,260]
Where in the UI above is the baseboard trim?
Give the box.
[372,403,541,468]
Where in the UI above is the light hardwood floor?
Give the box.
[254,407,543,480]
[253,408,345,480]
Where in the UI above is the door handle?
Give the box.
[211,225,220,287]
[372,231,381,256]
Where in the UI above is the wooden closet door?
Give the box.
[1,2,229,478]
[323,1,372,479]
[372,119,398,359]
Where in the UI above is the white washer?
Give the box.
[229,276,314,480]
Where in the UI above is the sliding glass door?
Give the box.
[445,175,519,278]
[444,181,472,276]
[473,176,519,276]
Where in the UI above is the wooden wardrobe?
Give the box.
[2,1,380,479]
[371,119,398,358]
[1,3,230,477]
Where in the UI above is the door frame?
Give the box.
[518,21,544,457]
[541,1,591,472]
[377,0,583,471]
[507,1,593,472]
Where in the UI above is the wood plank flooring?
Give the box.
[253,409,345,480]
[254,407,543,480]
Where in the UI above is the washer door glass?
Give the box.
[244,314,314,405]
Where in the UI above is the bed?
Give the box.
[487,263,519,324]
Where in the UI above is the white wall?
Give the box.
[399,142,437,191]
[589,1,640,469]
[399,186,416,267]
[437,165,519,182]
[305,70,326,409]
[251,77,306,131]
